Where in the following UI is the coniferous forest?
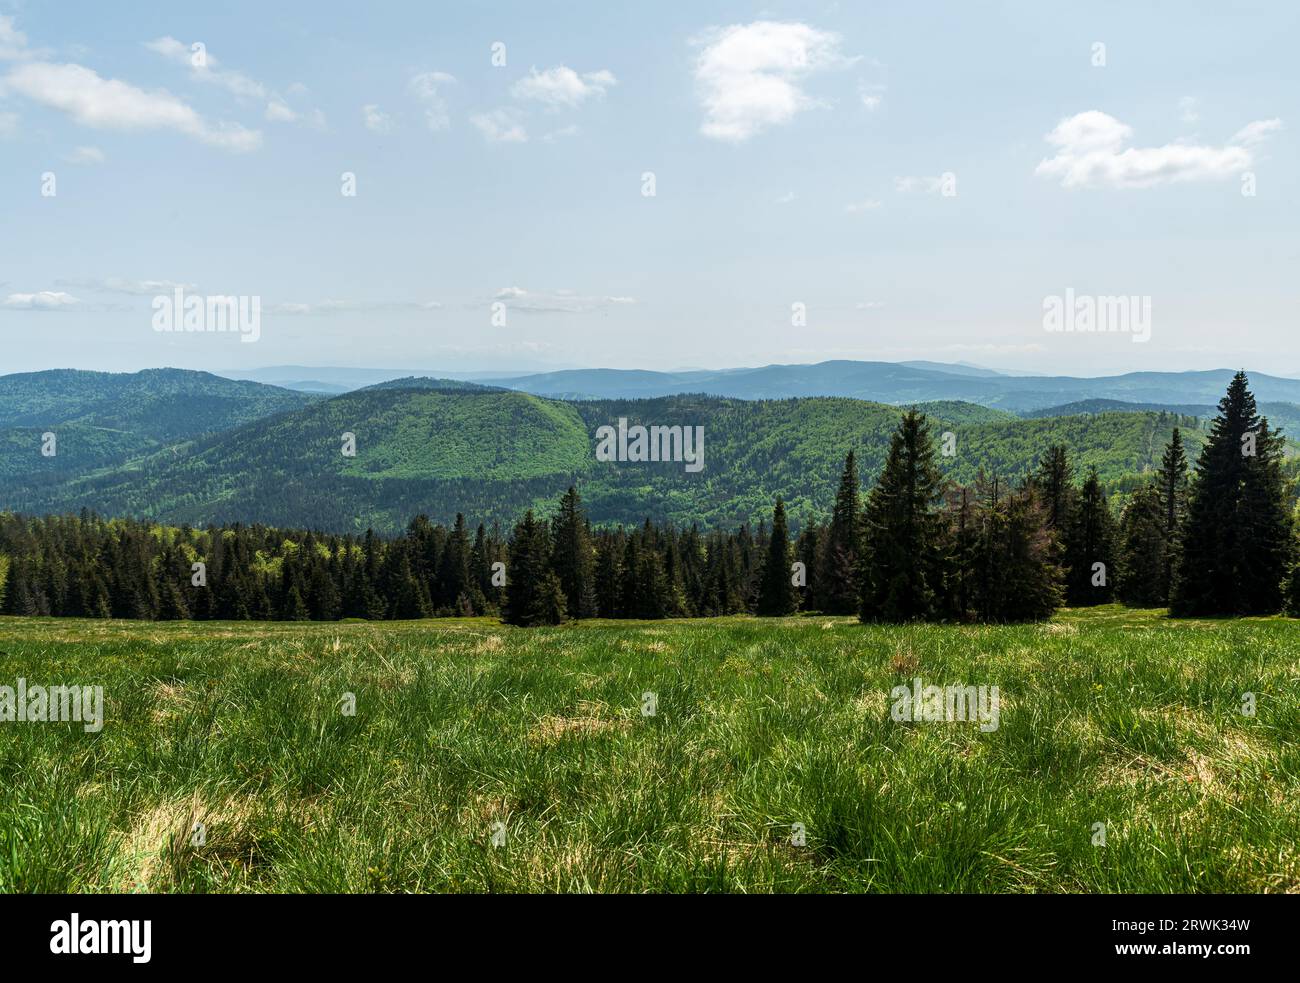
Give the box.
[3,372,1295,627]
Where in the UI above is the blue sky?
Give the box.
[1,1,1296,376]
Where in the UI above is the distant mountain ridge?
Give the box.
[475,361,1300,411]
[213,360,1300,412]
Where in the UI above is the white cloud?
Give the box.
[894,175,946,193]
[845,197,881,213]
[692,20,853,142]
[1231,118,1282,146]
[143,36,266,100]
[1178,96,1199,124]
[264,98,296,122]
[409,71,455,131]
[511,66,616,109]
[774,191,796,204]
[493,287,635,313]
[363,103,392,133]
[145,37,325,129]
[64,145,105,164]
[3,61,261,152]
[57,277,196,295]
[470,109,526,143]
[3,291,80,309]
[0,15,29,60]
[1035,110,1277,189]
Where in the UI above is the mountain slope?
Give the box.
[0,368,321,483]
[0,381,1229,533]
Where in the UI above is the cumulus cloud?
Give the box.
[511,66,616,109]
[3,60,261,152]
[1035,110,1279,189]
[470,109,526,143]
[3,291,80,309]
[409,71,455,131]
[845,197,881,213]
[692,20,853,142]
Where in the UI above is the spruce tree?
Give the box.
[1155,428,1189,604]
[1032,445,1075,531]
[1116,485,1166,607]
[817,450,862,614]
[757,498,797,616]
[550,487,597,618]
[1062,468,1118,605]
[859,410,947,622]
[502,510,568,626]
[1172,372,1293,615]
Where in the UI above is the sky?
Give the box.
[1,0,1297,377]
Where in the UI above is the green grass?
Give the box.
[1,605,1297,893]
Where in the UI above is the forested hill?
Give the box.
[1,373,1231,532]
[0,368,320,482]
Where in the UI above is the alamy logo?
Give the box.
[594,418,705,473]
[151,287,261,343]
[890,677,1000,732]
[0,679,103,732]
[1043,287,1150,343]
[50,914,151,963]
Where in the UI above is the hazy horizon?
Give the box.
[2,2,1296,378]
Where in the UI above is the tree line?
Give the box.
[2,372,1295,625]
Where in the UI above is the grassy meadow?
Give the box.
[1,606,1297,893]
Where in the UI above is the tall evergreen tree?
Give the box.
[1172,372,1293,615]
[1062,468,1118,605]
[1155,428,1189,604]
[817,450,862,614]
[502,510,568,626]
[1116,484,1166,607]
[859,410,947,622]
[757,498,797,616]
[550,487,597,618]
[1032,445,1075,531]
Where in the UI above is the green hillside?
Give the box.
[0,368,320,488]
[0,378,1239,533]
